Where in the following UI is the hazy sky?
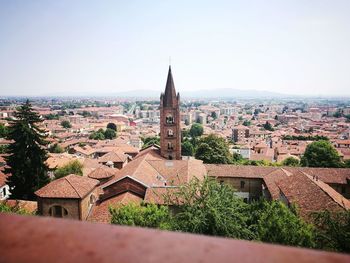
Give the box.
[0,0,349,96]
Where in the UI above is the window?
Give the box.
[240,181,245,189]
[167,129,174,137]
[220,180,224,185]
[166,115,174,124]
[168,155,173,160]
[49,205,68,218]
[90,194,96,205]
[3,187,6,197]
[167,142,174,150]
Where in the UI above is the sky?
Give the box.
[0,0,349,97]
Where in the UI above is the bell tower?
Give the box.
[160,66,181,160]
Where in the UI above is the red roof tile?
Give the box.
[35,174,99,199]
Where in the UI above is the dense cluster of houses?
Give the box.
[0,67,350,222]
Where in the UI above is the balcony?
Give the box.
[0,214,349,263]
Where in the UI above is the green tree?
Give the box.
[4,100,50,200]
[232,152,243,163]
[301,140,342,168]
[249,201,315,248]
[263,121,274,131]
[142,136,160,149]
[104,128,116,140]
[0,123,8,138]
[242,120,251,126]
[344,160,350,168]
[181,141,194,156]
[48,143,64,153]
[333,111,342,118]
[60,120,72,129]
[195,134,231,164]
[54,159,83,179]
[89,129,105,140]
[312,210,350,253]
[281,157,300,167]
[0,145,8,154]
[211,112,217,120]
[0,202,32,215]
[166,177,254,239]
[189,123,204,138]
[110,202,171,230]
[107,122,117,131]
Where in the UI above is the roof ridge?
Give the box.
[65,175,81,198]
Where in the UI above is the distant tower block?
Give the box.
[160,66,181,160]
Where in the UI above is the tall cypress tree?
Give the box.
[5,100,50,200]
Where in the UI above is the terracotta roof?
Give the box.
[262,169,289,200]
[277,171,348,220]
[35,174,99,199]
[284,167,350,184]
[88,166,115,180]
[144,187,179,205]
[205,164,276,178]
[98,151,128,163]
[87,192,142,223]
[1,199,37,213]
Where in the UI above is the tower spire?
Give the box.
[163,66,177,107]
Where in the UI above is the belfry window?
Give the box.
[167,142,174,150]
[167,129,174,137]
[166,115,174,124]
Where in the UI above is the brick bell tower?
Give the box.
[160,66,181,160]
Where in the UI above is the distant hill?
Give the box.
[111,88,290,99]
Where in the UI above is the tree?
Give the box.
[107,122,117,131]
[165,177,254,239]
[142,136,160,149]
[110,202,171,230]
[189,123,203,138]
[242,120,251,126]
[54,160,83,179]
[108,177,318,249]
[104,128,116,140]
[333,111,342,118]
[181,141,194,156]
[263,121,274,131]
[89,129,105,140]
[301,140,343,168]
[0,123,8,138]
[312,210,350,253]
[0,202,32,215]
[4,100,50,200]
[48,143,64,153]
[211,112,217,120]
[281,157,300,167]
[248,201,315,248]
[344,160,350,168]
[195,134,231,164]
[60,120,72,129]
[232,152,243,163]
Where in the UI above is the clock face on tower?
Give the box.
[160,66,181,160]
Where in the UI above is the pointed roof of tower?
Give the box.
[163,66,178,107]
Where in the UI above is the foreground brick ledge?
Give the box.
[0,214,349,263]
